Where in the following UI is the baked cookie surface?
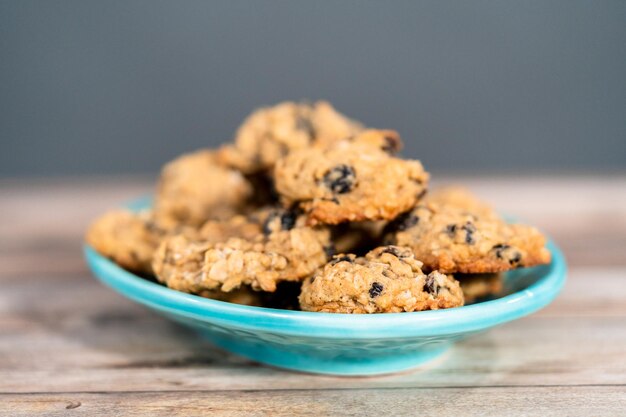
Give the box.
[154,149,253,228]
[274,130,429,225]
[299,245,464,313]
[86,209,165,274]
[203,208,332,292]
[219,101,363,174]
[198,214,264,242]
[153,208,331,294]
[152,234,215,293]
[385,203,551,273]
[152,212,266,293]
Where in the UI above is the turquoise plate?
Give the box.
[84,199,566,376]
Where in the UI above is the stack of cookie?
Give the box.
[87,101,551,313]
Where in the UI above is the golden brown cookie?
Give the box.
[86,209,165,274]
[219,101,363,174]
[154,149,253,228]
[152,213,265,292]
[203,209,331,292]
[197,214,263,242]
[299,245,463,313]
[385,203,551,273]
[153,234,215,293]
[315,128,403,155]
[274,130,429,225]
[153,208,331,293]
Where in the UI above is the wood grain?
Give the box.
[2,386,625,417]
[1,176,625,415]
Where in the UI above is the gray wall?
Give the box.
[2,0,625,177]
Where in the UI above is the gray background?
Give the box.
[2,0,625,177]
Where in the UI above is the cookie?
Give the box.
[203,209,332,292]
[385,203,551,273]
[219,101,363,174]
[152,234,214,293]
[337,128,403,155]
[274,130,429,225]
[154,149,253,229]
[86,209,165,274]
[457,273,503,303]
[197,214,263,242]
[299,245,464,313]
[152,213,265,291]
[153,208,331,293]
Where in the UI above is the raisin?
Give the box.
[462,222,477,244]
[445,224,457,236]
[424,275,439,296]
[492,243,511,259]
[492,244,522,265]
[262,219,275,235]
[509,252,522,265]
[330,255,353,265]
[262,210,297,235]
[295,115,316,140]
[380,246,401,257]
[369,282,384,298]
[463,222,476,233]
[381,134,401,154]
[277,141,291,157]
[145,220,164,235]
[323,165,356,194]
[323,244,336,259]
[322,196,340,205]
[281,211,297,230]
[380,246,411,258]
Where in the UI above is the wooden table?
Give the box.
[2,176,625,416]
